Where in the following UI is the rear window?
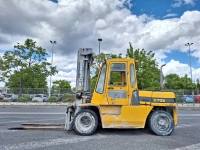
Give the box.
[35,95,43,97]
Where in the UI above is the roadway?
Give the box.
[0,107,200,150]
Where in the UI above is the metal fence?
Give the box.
[6,88,74,95]
[4,88,200,103]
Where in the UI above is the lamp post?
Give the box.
[49,40,56,97]
[98,38,102,55]
[97,38,102,67]
[160,64,166,91]
[185,43,193,83]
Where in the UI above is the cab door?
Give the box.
[105,61,129,105]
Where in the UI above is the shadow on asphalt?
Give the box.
[96,126,152,136]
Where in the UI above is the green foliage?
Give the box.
[62,98,73,103]
[90,76,98,92]
[110,72,121,83]
[164,74,197,89]
[52,80,71,88]
[52,80,72,94]
[197,78,200,90]
[31,100,38,102]
[0,100,9,102]
[23,94,31,101]
[62,93,74,102]
[126,43,160,89]
[17,97,27,102]
[0,39,58,95]
[47,96,57,102]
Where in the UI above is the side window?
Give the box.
[109,63,126,86]
[130,64,136,87]
[96,64,106,94]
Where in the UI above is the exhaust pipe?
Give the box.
[160,64,166,91]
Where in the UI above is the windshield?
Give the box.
[5,95,12,98]
[96,64,106,94]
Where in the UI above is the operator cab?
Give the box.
[92,58,138,105]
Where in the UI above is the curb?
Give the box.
[0,103,200,107]
[0,102,70,106]
[177,103,200,107]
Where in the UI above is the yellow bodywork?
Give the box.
[79,103,177,128]
[78,58,178,129]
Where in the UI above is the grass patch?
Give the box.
[0,100,9,102]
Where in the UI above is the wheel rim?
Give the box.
[154,115,170,131]
[75,112,95,133]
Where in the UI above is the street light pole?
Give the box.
[97,38,102,67]
[98,38,102,55]
[49,40,56,97]
[185,43,193,83]
[160,64,166,91]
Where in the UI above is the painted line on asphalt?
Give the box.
[179,114,200,116]
[178,117,200,119]
[0,112,65,115]
[0,134,107,150]
[1,112,200,115]
[176,123,199,129]
[0,118,64,124]
[0,116,62,119]
[0,130,19,133]
[172,143,200,150]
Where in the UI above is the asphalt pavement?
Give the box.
[0,107,200,150]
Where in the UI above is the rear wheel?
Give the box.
[148,110,174,136]
[73,109,98,136]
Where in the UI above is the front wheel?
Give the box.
[73,109,98,136]
[148,110,174,136]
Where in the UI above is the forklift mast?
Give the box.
[75,48,94,104]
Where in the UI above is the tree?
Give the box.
[52,80,72,94]
[0,39,58,95]
[126,43,160,90]
[197,78,200,90]
[164,74,181,89]
[164,74,197,90]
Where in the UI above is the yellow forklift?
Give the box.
[65,48,177,136]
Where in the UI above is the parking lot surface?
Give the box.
[0,107,200,150]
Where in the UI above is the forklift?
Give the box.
[65,48,177,136]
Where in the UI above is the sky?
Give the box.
[0,0,200,88]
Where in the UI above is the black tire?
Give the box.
[148,110,174,136]
[73,109,98,136]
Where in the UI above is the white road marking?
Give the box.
[178,118,200,119]
[172,143,200,150]
[0,130,19,133]
[0,118,64,124]
[179,114,200,117]
[0,113,200,115]
[0,134,107,150]
[0,112,65,114]
[176,123,199,129]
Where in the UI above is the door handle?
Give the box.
[108,87,114,89]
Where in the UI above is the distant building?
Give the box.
[0,87,9,94]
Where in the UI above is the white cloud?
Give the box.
[95,19,107,29]
[171,0,182,7]
[163,13,178,18]
[47,70,77,88]
[171,0,196,8]
[163,59,200,82]
[0,0,200,87]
